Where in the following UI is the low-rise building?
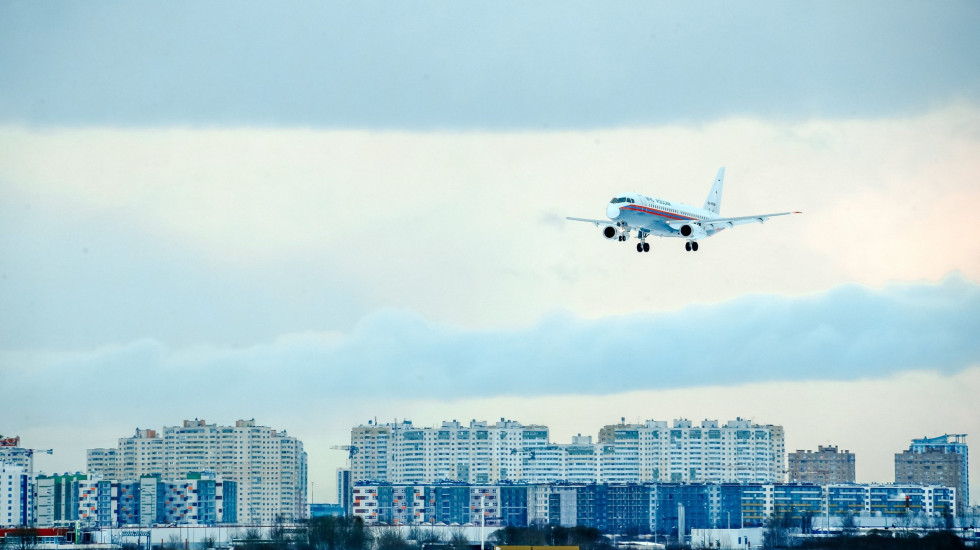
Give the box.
[36,473,236,527]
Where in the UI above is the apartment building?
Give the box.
[36,473,236,527]
[597,418,785,484]
[87,418,307,523]
[0,436,37,478]
[351,419,550,484]
[349,418,784,486]
[351,481,958,533]
[788,445,856,484]
[0,464,32,527]
[895,434,968,516]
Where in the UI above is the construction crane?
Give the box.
[330,445,358,467]
[0,435,52,473]
[26,448,54,457]
[0,435,52,457]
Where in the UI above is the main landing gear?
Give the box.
[685,241,699,252]
[636,241,650,253]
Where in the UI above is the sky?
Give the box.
[1,1,980,506]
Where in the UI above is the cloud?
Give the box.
[3,275,977,426]
[2,108,979,349]
[5,277,979,500]
[0,2,978,128]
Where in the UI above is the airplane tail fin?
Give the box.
[703,167,724,214]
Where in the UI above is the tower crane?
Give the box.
[330,445,358,467]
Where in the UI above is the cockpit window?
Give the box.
[610,197,634,204]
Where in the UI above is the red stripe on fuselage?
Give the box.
[621,204,698,221]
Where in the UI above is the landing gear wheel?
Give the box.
[643,242,650,252]
[636,243,643,253]
[692,242,699,252]
[685,242,692,252]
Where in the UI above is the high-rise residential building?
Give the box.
[349,417,784,485]
[895,434,968,516]
[0,464,32,527]
[336,468,352,515]
[597,418,785,484]
[87,418,307,523]
[0,436,35,476]
[351,419,550,485]
[788,445,856,484]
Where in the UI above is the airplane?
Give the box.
[567,167,800,253]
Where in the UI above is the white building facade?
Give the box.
[87,419,307,524]
[0,464,32,527]
[352,419,551,485]
[350,418,784,486]
[598,418,785,484]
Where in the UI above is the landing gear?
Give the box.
[636,241,651,253]
[643,242,650,252]
[685,241,699,252]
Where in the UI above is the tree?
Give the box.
[374,527,410,550]
[270,515,291,550]
[408,525,442,548]
[238,527,267,550]
[490,526,612,550]
[307,516,371,550]
[447,528,469,550]
[839,513,857,538]
[762,514,791,550]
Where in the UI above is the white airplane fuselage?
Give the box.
[567,167,799,253]
[606,193,720,240]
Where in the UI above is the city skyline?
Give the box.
[2,1,979,509]
[4,414,974,507]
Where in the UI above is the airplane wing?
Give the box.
[566,216,616,227]
[667,211,801,231]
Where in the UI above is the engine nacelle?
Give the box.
[679,224,708,240]
[603,225,630,241]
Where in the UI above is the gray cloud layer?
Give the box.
[1,2,978,128]
[3,274,977,430]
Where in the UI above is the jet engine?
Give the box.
[603,226,630,241]
[679,224,708,240]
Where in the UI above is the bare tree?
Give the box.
[448,529,469,550]
[374,527,410,550]
[307,516,371,550]
[762,514,790,550]
[839,513,857,538]
[408,526,442,549]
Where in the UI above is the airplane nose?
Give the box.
[606,203,621,219]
